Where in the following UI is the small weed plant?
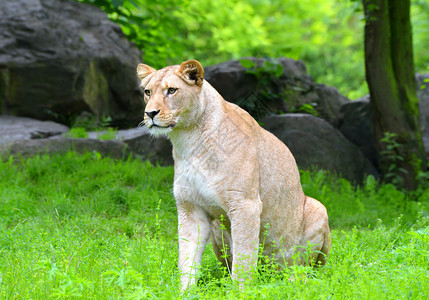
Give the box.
[379,131,429,195]
[292,103,319,117]
[380,132,408,187]
[239,58,321,119]
[65,127,89,139]
[0,152,428,298]
[65,114,117,140]
[238,58,284,119]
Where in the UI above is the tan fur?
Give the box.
[137,60,331,290]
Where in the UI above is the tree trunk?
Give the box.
[363,0,426,189]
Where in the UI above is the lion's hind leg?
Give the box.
[301,196,331,266]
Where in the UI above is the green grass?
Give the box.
[0,152,428,299]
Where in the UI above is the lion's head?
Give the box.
[137,60,205,136]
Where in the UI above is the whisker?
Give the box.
[138,120,146,127]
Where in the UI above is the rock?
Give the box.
[338,96,378,168]
[205,57,348,126]
[0,114,172,164]
[0,137,131,160]
[416,73,429,158]
[311,84,350,126]
[262,113,378,183]
[339,73,429,165]
[0,115,69,144]
[204,59,257,107]
[0,0,143,127]
[88,127,173,165]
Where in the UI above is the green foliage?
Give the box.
[98,127,118,140]
[411,0,429,73]
[1,152,428,297]
[71,113,114,131]
[76,0,428,99]
[377,132,429,192]
[293,103,319,116]
[65,127,89,138]
[419,65,429,90]
[239,58,320,118]
[240,59,284,80]
[66,114,117,139]
[77,0,186,68]
[238,58,284,118]
[99,116,113,128]
[65,126,118,140]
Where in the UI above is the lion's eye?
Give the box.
[144,89,151,97]
[167,88,178,95]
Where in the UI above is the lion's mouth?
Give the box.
[138,120,176,129]
[151,123,175,129]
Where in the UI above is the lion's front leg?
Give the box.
[228,198,262,283]
[177,202,211,290]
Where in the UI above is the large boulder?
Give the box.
[0,137,131,160]
[337,96,378,168]
[262,114,378,183]
[0,0,143,127]
[205,58,308,107]
[205,57,348,126]
[0,115,69,144]
[0,114,173,164]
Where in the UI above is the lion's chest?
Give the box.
[173,159,226,215]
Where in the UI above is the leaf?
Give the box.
[240,59,255,69]
[262,59,276,71]
[245,70,258,76]
[398,168,408,174]
[367,4,379,12]
[415,226,429,236]
[388,164,397,172]
[273,63,284,78]
[128,0,139,8]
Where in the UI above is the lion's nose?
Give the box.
[145,110,160,119]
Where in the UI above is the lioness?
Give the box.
[137,60,331,290]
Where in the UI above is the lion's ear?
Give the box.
[137,63,156,86]
[177,60,204,87]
